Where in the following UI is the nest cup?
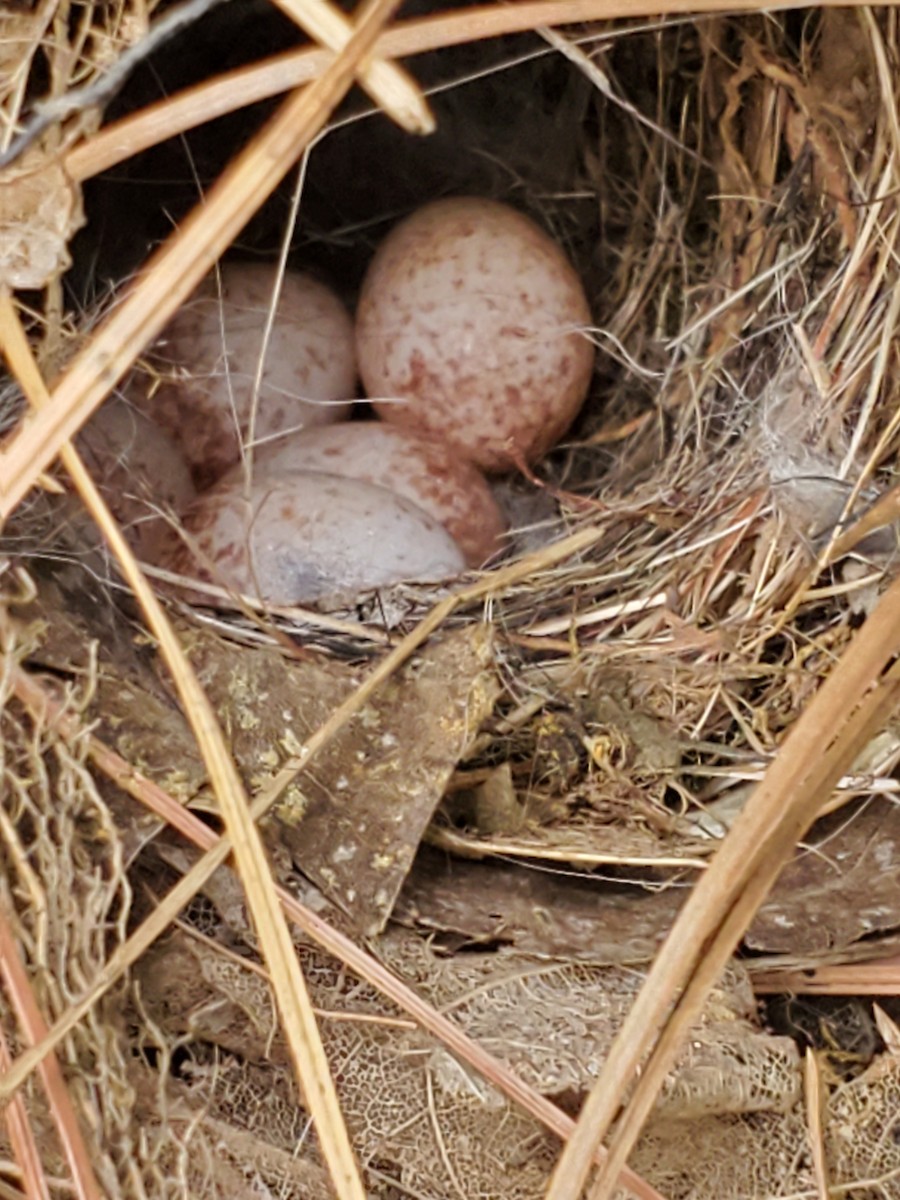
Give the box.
[3,4,900,1200]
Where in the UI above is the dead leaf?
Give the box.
[395,846,683,963]
[186,624,498,934]
[747,799,900,954]
[0,147,85,289]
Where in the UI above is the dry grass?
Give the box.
[4,1,900,1198]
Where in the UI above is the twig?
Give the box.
[66,0,900,184]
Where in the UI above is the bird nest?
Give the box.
[3,2,900,1199]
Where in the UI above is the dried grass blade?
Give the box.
[829,480,900,560]
[67,0,900,183]
[0,1026,50,1200]
[0,910,100,1200]
[0,284,367,1197]
[0,0,410,521]
[587,661,900,1200]
[4,515,657,1200]
[268,0,432,131]
[544,567,900,1200]
[805,1051,830,1200]
[7,664,666,1200]
[751,958,900,995]
[873,1005,900,1055]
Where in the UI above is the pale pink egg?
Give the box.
[356,197,595,472]
[131,263,355,487]
[76,396,196,558]
[153,470,466,607]
[225,422,506,567]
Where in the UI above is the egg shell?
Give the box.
[226,422,505,567]
[76,397,196,558]
[132,263,356,487]
[152,470,466,607]
[356,197,595,472]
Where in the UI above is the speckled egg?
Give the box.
[131,263,356,487]
[152,470,466,607]
[356,197,595,472]
[76,396,196,558]
[226,422,506,567]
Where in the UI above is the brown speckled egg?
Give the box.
[132,263,355,487]
[152,470,466,607]
[77,397,196,558]
[356,197,595,472]
[225,422,506,567]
